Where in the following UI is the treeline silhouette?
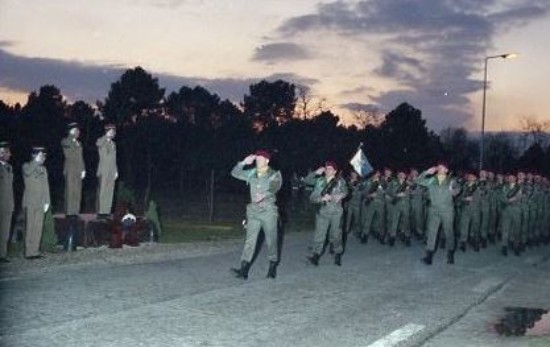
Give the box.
[1,67,549,213]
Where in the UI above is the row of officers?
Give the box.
[229,153,550,279]
[0,123,118,261]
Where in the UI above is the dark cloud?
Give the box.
[0,48,317,104]
[251,42,312,63]
[340,102,379,113]
[277,0,550,129]
[339,86,375,96]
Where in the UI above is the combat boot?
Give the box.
[334,253,342,266]
[421,250,433,265]
[360,233,368,244]
[307,253,320,266]
[388,236,395,247]
[403,237,411,247]
[447,250,455,264]
[459,241,466,252]
[266,261,278,279]
[231,260,250,280]
[480,238,487,249]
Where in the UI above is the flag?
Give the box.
[350,146,373,177]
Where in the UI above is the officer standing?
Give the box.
[457,172,481,252]
[230,150,282,279]
[22,147,50,259]
[417,163,460,265]
[62,122,85,216]
[96,124,118,217]
[0,142,14,262]
[307,161,348,266]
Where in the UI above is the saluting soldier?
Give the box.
[22,147,50,259]
[230,150,282,279]
[0,142,14,262]
[307,161,348,266]
[62,122,85,216]
[417,163,460,265]
[96,124,118,217]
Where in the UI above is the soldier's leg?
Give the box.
[401,204,411,239]
[261,212,279,263]
[458,210,470,244]
[480,205,490,241]
[98,176,115,215]
[361,205,375,240]
[441,210,455,252]
[388,206,400,238]
[376,202,387,241]
[241,215,262,262]
[0,211,12,258]
[25,208,44,257]
[311,213,330,255]
[328,211,344,254]
[425,211,442,252]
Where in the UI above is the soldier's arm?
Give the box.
[96,135,107,148]
[268,171,283,194]
[309,179,323,204]
[230,161,252,182]
[416,171,434,187]
[23,162,39,177]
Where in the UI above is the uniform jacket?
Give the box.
[22,161,50,209]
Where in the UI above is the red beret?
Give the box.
[255,149,271,160]
[325,160,338,170]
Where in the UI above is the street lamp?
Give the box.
[479,53,518,172]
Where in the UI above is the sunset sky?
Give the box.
[1,0,550,131]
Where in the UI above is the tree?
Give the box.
[519,116,550,149]
[379,103,438,170]
[439,127,478,172]
[242,79,296,129]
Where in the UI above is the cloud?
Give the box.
[0,48,318,105]
[251,42,312,63]
[276,0,550,129]
[339,86,375,97]
[340,102,379,113]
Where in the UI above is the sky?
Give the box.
[1,0,550,132]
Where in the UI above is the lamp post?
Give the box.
[479,53,518,172]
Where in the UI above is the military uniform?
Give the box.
[22,151,50,258]
[417,168,459,264]
[499,181,523,255]
[96,127,117,215]
[360,176,386,243]
[457,179,481,251]
[409,178,426,239]
[307,163,348,265]
[344,174,364,236]
[386,176,411,245]
[62,130,85,215]
[230,150,282,279]
[0,145,14,260]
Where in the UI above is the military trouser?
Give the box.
[361,200,385,239]
[520,205,531,244]
[488,200,498,237]
[25,208,44,257]
[97,175,116,215]
[410,198,425,236]
[65,172,83,215]
[388,201,410,238]
[345,204,361,235]
[241,205,279,263]
[479,201,491,239]
[458,204,481,243]
[528,203,539,241]
[425,208,454,252]
[311,206,343,255]
[501,205,521,248]
[0,210,13,258]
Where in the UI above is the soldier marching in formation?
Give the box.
[0,142,14,262]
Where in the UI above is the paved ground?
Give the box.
[1,232,549,347]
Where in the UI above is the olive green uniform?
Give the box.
[0,161,14,258]
[417,171,459,252]
[96,135,117,215]
[309,175,348,256]
[62,136,85,215]
[231,162,282,263]
[361,179,386,241]
[344,178,364,235]
[457,181,482,247]
[409,182,426,238]
[499,183,522,249]
[22,161,50,257]
[386,179,411,240]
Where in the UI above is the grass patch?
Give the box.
[161,219,244,243]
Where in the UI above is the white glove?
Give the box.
[81,171,86,179]
[115,172,118,179]
[44,203,50,213]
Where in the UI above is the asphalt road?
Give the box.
[1,232,549,347]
